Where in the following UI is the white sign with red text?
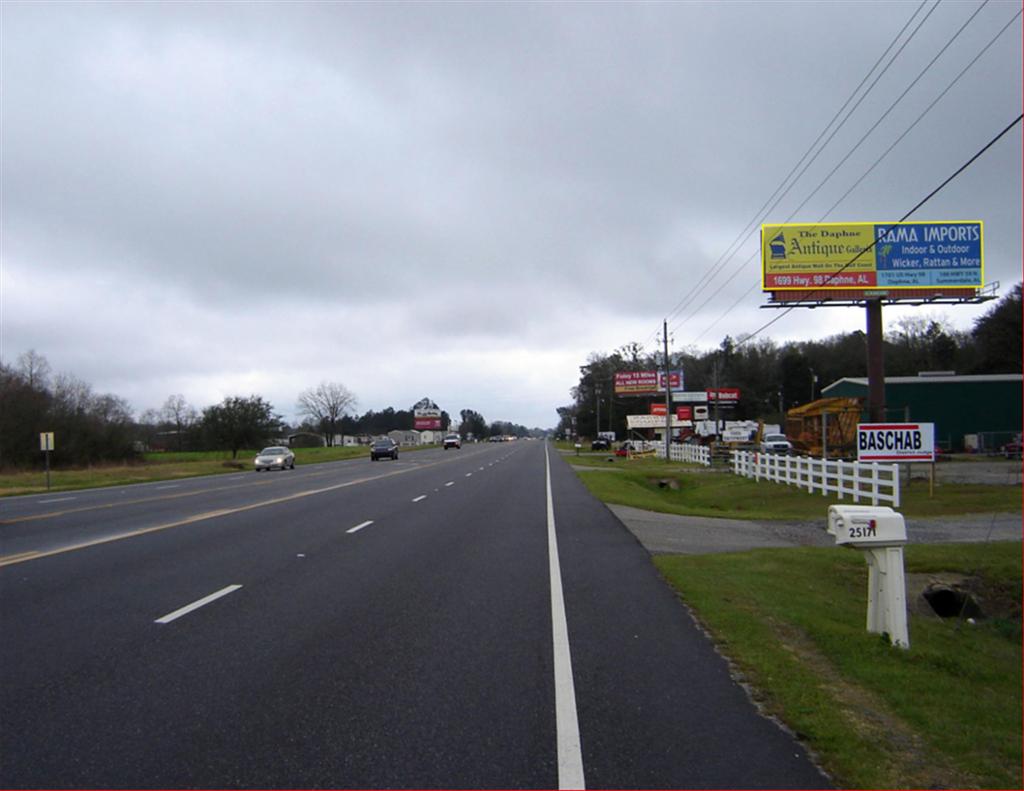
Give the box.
[857,422,935,462]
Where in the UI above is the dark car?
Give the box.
[370,438,399,461]
[591,437,611,451]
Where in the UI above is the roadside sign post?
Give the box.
[40,432,55,491]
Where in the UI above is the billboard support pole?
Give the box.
[866,298,886,423]
[663,319,671,460]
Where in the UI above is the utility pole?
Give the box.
[662,319,672,460]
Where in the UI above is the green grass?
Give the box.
[654,543,1022,788]
[568,459,1021,519]
[0,444,432,496]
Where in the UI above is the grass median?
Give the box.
[0,445,416,497]
[565,454,1021,788]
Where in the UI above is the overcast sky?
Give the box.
[2,1,1020,429]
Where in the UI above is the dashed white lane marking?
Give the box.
[155,485,180,490]
[445,482,455,487]
[545,443,586,789]
[465,472,472,477]
[38,497,75,504]
[155,585,243,624]
[412,495,427,502]
[347,520,374,534]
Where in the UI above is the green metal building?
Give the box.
[821,373,1022,452]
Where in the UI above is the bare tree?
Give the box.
[296,382,357,446]
[16,349,51,389]
[160,394,198,451]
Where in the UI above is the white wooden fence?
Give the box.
[731,450,900,507]
[648,442,712,466]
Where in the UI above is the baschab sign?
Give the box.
[857,423,935,462]
[762,221,983,291]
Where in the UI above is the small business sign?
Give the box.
[650,403,667,416]
[673,391,709,403]
[857,422,935,462]
[40,432,55,451]
[706,388,741,403]
[676,406,692,420]
[627,414,686,429]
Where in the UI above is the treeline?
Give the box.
[0,351,137,469]
[0,352,540,469]
[558,282,1021,439]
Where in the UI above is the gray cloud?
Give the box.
[3,1,1020,427]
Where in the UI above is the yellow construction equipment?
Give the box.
[786,397,864,458]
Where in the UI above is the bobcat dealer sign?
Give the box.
[857,423,935,462]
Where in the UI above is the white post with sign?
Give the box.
[40,432,55,491]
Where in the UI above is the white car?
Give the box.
[254,446,295,471]
[760,433,793,454]
[443,433,461,449]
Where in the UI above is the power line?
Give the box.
[656,0,939,343]
[690,6,1022,345]
[735,112,1023,347]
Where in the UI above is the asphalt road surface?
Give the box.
[1,441,829,789]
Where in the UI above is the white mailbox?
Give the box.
[826,505,910,649]
[827,505,906,547]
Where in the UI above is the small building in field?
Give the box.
[821,373,1022,452]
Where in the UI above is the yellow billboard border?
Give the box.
[760,220,984,291]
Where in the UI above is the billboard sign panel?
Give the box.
[762,222,983,291]
[857,423,935,462]
[414,406,442,431]
[615,371,682,395]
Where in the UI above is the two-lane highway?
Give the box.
[0,441,828,788]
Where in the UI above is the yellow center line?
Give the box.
[0,458,450,568]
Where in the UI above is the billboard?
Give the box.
[414,406,442,431]
[614,371,682,395]
[762,221,983,291]
[857,423,935,462]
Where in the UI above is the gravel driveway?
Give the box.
[611,504,1022,555]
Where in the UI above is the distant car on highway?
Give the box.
[760,433,793,454]
[254,446,295,471]
[370,438,399,461]
[443,433,462,449]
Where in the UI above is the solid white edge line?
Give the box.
[155,584,243,624]
[545,443,586,790]
[347,520,374,534]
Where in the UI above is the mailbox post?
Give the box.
[827,505,909,649]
